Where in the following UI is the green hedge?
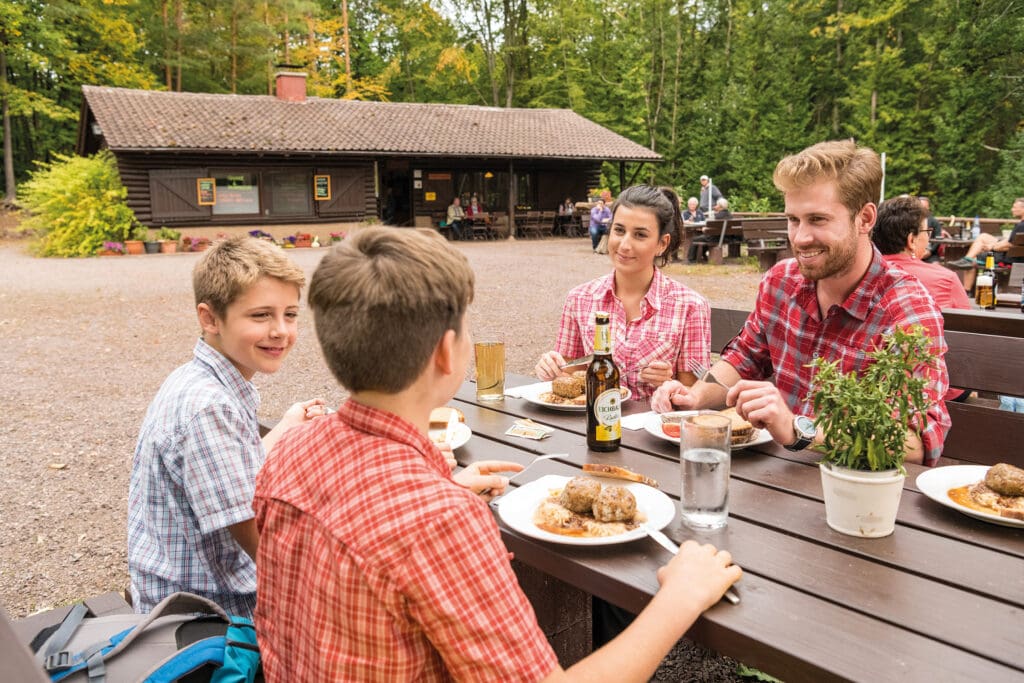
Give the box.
[19,151,139,257]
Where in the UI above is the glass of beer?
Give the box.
[680,411,732,529]
[474,340,505,401]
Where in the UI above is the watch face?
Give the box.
[795,416,816,438]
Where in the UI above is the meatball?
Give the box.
[985,463,1024,497]
[592,485,637,523]
[559,477,602,513]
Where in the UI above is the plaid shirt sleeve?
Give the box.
[675,293,711,375]
[182,402,263,534]
[553,290,587,361]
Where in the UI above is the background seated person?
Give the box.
[682,196,705,223]
[919,196,949,262]
[950,197,1024,268]
[589,199,612,251]
[872,195,972,402]
[446,196,466,240]
[685,198,733,263]
[465,195,484,218]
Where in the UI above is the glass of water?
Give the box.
[680,411,732,529]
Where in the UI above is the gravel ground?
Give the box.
[0,232,762,679]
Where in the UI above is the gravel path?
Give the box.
[0,234,762,678]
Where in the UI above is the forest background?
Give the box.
[3,0,1024,216]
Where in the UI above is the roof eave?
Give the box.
[106,146,663,163]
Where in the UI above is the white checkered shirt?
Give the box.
[128,338,263,616]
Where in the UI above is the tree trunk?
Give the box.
[230,2,238,93]
[162,1,172,89]
[174,0,183,91]
[341,0,352,94]
[1,37,16,204]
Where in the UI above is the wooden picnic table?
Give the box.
[452,374,1024,683]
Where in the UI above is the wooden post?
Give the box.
[618,161,625,194]
[508,159,517,240]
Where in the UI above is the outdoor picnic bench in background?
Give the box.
[740,217,790,271]
[710,306,1024,468]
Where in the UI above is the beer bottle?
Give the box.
[586,311,621,451]
[975,254,997,310]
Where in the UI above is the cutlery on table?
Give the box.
[559,355,593,370]
[486,453,568,503]
[642,524,740,606]
[443,410,461,445]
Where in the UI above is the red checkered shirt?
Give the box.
[720,248,951,465]
[253,400,559,682]
[553,270,711,399]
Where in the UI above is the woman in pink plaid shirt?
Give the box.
[535,185,711,400]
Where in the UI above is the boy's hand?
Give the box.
[453,460,524,501]
[639,360,673,387]
[280,398,326,429]
[651,380,694,413]
[657,541,741,616]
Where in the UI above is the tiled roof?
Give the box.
[81,86,661,161]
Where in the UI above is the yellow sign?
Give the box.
[425,191,436,201]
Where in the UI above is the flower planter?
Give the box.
[819,463,905,538]
[144,241,161,254]
[160,241,178,254]
[97,249,123,256]
[294,237,312,248]
[125,240,145,255]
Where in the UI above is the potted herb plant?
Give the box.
[125,224,148,255]
[157,227,180,253]
[809,325,937,538]
[143,226,161,254]
[97,241,126,256]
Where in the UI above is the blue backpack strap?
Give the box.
[210,617,260,683]
[142,637,227,683]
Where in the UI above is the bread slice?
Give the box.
[429,406,465,429]
[720,408,755,445]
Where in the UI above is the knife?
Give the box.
[559,354,593,369]
[642,524,740,605]
[443,410,460,445]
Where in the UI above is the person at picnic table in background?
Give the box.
[588,197,613,251]
[652,140,951,466]
[557,195,576,232]
[682,196,705,223]
[446,195,466,240]
[872,194,972,403]
[684,196,734,263]
[699,174,722,214]
[251,228,741,682]
[465,194,483,218]
[949,197,1024,269]
[713,197,733,219]
[536,185,711,400]
[918,195,949,262]
[127,237,326,617]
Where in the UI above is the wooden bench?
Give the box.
[709,306,1024,467]
[705,218,744,264]
[741,217,790,271]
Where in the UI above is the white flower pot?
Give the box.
[819,463,905,538]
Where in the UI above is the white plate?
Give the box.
[517,382,632,412]
[642,412,772,451]
[495,474,675,546]
[428,422,471,450]
[915,465,1024,528]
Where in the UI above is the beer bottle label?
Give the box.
[592,388,622,441]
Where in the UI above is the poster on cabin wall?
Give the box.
[197,178,216,206]
[314,174,332,201]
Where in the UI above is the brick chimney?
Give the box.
[275,71,307,102]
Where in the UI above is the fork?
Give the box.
[693,363,731,390]
[484,454,567,503]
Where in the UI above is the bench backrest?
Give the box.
[709,307,1024,466]
[741,218,788,242]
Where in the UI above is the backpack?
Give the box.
[31,592,261,683]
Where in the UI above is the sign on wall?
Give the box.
[196,178,216,206]
[314,174,332,201]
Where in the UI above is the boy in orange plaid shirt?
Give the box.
[252,228,741,682]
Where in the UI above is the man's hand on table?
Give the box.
[454,461,524,502]
[727,380,796,446]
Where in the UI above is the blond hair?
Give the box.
[773,140,882,217]
[309,227,475,393]
[193,236,306,318]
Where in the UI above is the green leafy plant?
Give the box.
[130,224,150,241]
[157,227,180,241]
[808,326,936,473]
[19,151,138,257]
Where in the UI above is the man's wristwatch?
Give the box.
[785,415,816,452]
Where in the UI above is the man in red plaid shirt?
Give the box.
[653,141,950,465]
[253,228,741,682]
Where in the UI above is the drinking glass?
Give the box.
[474,341,505,401]
[680,411,732,529]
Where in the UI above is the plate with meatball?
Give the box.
[916,464,1024,528]
[517,375,632,412]
[495,474,675,546]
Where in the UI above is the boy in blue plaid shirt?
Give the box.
[128,236,324,616]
